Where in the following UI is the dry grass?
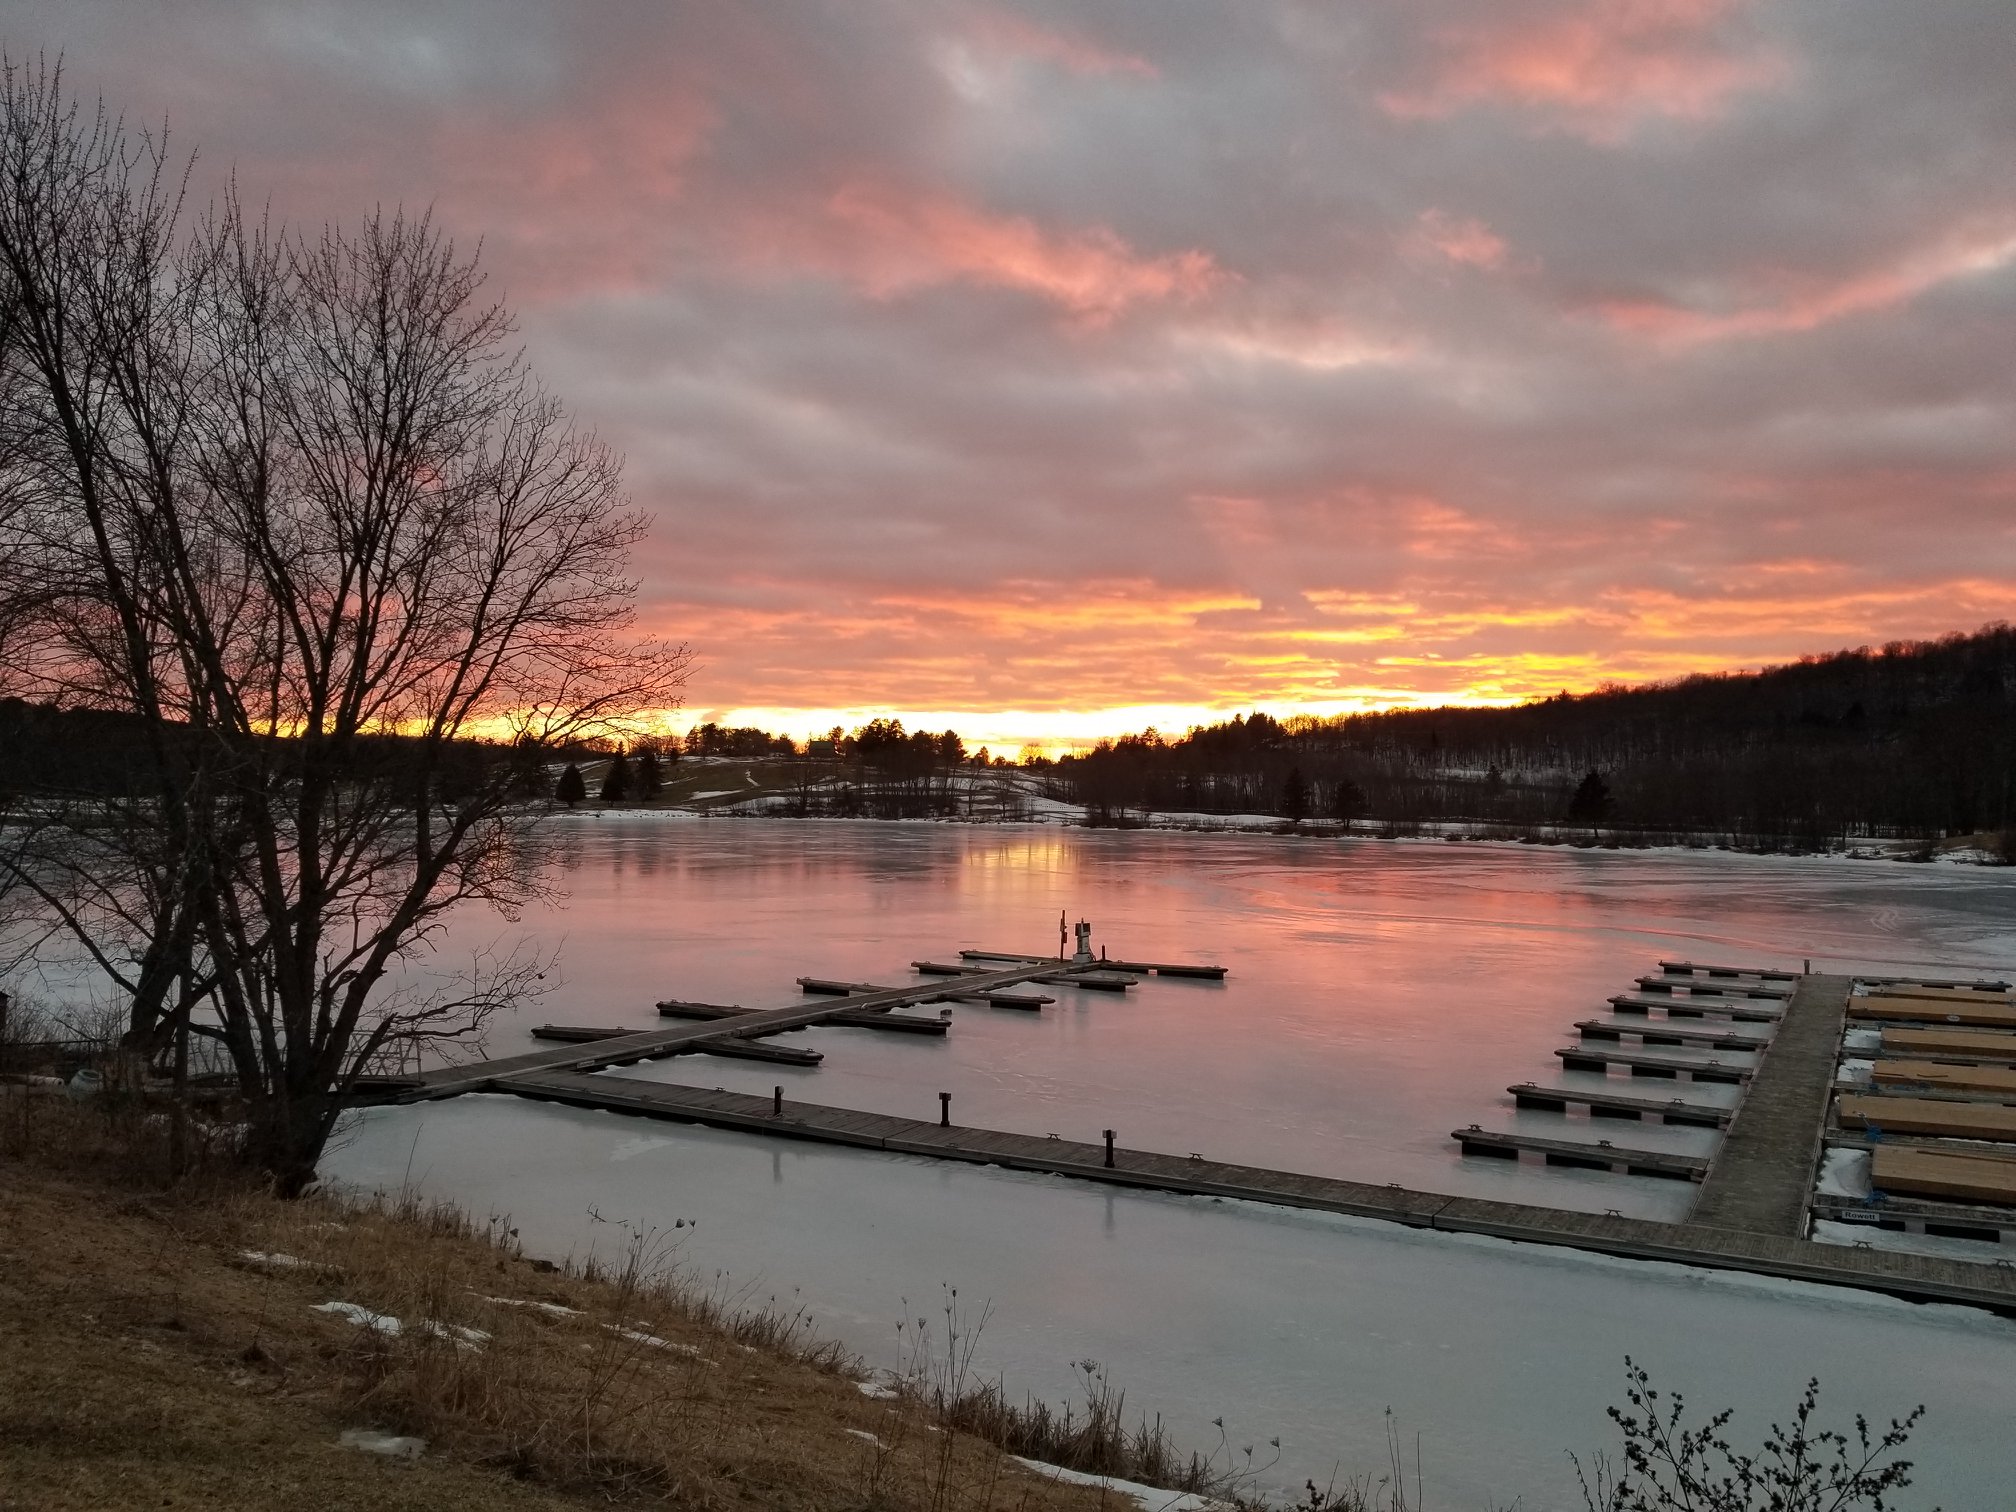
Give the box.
[0,1092,1246,1511]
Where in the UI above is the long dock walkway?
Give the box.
[402,962,1099,1099]
[1687,973,1852,1234]
[497,1070,2016,1314]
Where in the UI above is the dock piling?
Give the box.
[772,1085,782,1117]
[939,1091,951,1127]
[1103,1129,1116,1168]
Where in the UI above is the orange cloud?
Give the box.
[818,182,1224,320]
[1383,0,1782,139]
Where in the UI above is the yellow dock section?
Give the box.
[1849,994,2016,1029]
[1870,1059,2016,1097]
[1871,1145,2016,1207]
[1869,985,2015,1007]
[1838,1094,2016,1140]
[1882,1027,2016,1062]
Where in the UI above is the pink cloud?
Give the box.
[813,182,1224,321]
[1411,209,1509,270]
[1597,221,2016,343]
[962,7,1158,79]
[1382,0,1783,139]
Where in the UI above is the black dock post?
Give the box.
[1103,1129,1116,1168]
[939,1091,952,1127]
[772,1085,782,1117]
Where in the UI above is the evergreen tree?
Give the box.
[634,749,662,802]
[599,751,632,803]
[1568,769,1611,824]
[1281,765,1309,825]
[1331,779,1368,825]
[555,763,586,808]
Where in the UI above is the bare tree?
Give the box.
[0,60,689,1190]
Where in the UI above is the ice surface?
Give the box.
[325,1095,2016,1509]
[1842,1027,1882,1051]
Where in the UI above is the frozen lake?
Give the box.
[326,820,2016,1506]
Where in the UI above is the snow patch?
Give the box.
[607,1323,707,1358]
[238,1249,309,1269]
[1815,1148,1872,1200]
[846,1428,885,1447]
[1841,1027,1882,1052]
[1837,1058,1874,1084]
[339,1428,426,1459]
[856,1379,901,1400]
[1011,1456,1232,1510]
[478,1293,580,1317]
[314,1301,400,1335]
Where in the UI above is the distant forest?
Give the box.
[7,625,2015,851]
[1051,624,2016,849]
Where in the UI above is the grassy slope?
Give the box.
[0,1098,1169,1512]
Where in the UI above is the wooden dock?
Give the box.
[1838,1093,2016,1141]
[1658,960,1800,982]
[486,1070,2016,1314]
[1556,1046,1751,1082]
[1850,994,2016,1030]
[402,962,1099,1098]
[1870,1144,2016,1207]
[1574,1019,1769,1050]
[1881,1027,2016,1061]
[1451,1127,1706,1180]
[1508,1083,1731,1127]
[913,961,1136,992]
[958,949,1229,980]
[530,1024,822,1066]
[658,999,947,1035]
[1687,974,1852,1235]
[795,976,1054,1009]
[1609,993,1782,1022]
[1871,1059,2016,1096]
[1637,975,1790,1000]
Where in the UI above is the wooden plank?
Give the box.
[1638,975,1791,1000]
[1872,1145,2016,1207]
[912,961,1136,991]
[1882,1027,2016,1062]
[1507,1083,1730,1127]
[1609,993,1781,1022]
[1864,984,2015,1006]
[1555,1047,1751,1082]
[402,960,1096,1096]
[960,950,1227,979]
[530,1023,824,1066]
[1838,1094,2016,1141]
[1849,995,2016,1029]
[1452,1128,1707,1180]
[1688,975,1851,1235]
[1658,960,1800,981]
[1575,1019,1769,1050]
[1871,1059,2016,1097]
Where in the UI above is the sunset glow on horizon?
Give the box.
[20,1,2012,734]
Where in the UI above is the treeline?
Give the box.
[1050,624,2016,849]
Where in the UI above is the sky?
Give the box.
[9,1,2015,751]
